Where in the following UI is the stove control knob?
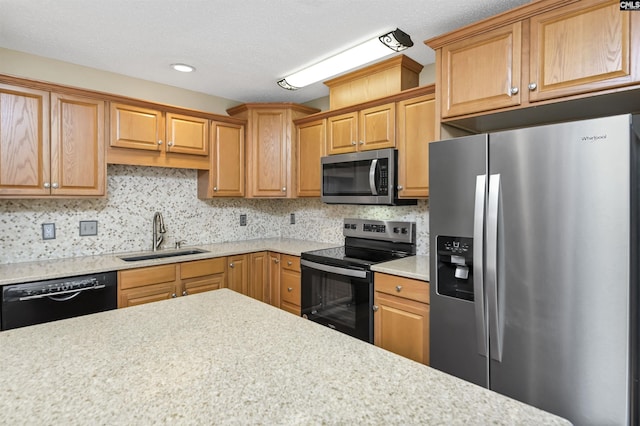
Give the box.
[393,227,400,233]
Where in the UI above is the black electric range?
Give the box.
[300,218,416,343]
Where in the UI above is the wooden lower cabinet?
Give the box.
[374,273,430,365]
[227,254,249,294]
[248,251,269,302]
[118,257,227,308]
[280,254,301,315]
[268,252,281,308]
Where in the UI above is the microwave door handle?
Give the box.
[369,159,378,196]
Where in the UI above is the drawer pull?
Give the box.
[182,290,188,296]
[287,287,293,292]
[229,263,234,268]
[171,293,177,298]
[287,261,292,266]
[395,285,403,292]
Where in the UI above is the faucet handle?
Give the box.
[175,240,187,249]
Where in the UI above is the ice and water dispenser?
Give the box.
[436,236,474,301]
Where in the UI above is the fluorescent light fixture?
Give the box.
[278,28,413,91]
[171,63,196,73]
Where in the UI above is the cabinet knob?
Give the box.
[229,263,234,268]
[171,293,177,298]
[397,185,403,191]
[182,290,188,296]
[287,261,292,266]
[44,182,51,189]
[351,141,357,145]
[274,259,280,264]
[395,285,403,292]
[528,82,538,91]
[282,187,287,192]
[510,87,519,95]
[372,305,379,312]
[167,141,174,147]
[359,140,364,145]
[51,183,59,189]
[213,187,218,192]
[157,140,163,145]
[287,287,293,292]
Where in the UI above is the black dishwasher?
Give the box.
[1,271,117,331]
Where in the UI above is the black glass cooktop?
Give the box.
[301,244,411,270]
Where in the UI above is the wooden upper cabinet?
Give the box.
[327,103,395,154]
[227,103,318,198]
[296,118,325,197]
[529,0,637,102]
[428,0,640,122]
[0,84,50,196]
[396,94,435,198]
[165,112,208,156]
[359,103,396,151]
[198,120,245,198]
[0,85,105,198]
[440,22,522,118]
[327,111,358,154]
[50,93,105,196]
[110,103,163,151]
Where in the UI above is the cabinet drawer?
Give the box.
[281,254,300,272]
[119,281,177,308]
[375,273,429,304]
[183,274,225,295]
[119,264,178,290]
[281,269,300,306]
[181,257,226,279]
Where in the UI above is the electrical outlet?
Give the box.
[240,214,247,226]
[80,220,98,236]
[290,213,296,224]
[42,223,56,240]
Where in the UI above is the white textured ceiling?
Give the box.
[0,0,530,104]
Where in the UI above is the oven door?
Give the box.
[300,259,373,343]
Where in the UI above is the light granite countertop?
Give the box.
[0,289,569,425]
[0,238,428,286]
[371,254,430,281]
[0,238,339,286]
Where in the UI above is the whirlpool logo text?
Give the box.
[580,135,608,143]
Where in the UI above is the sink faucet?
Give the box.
[152,212,166,251]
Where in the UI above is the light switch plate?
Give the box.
[42,223,56,240]
[290,213,295,224]
[80,220,98,236]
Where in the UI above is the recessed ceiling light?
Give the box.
[171,63,196,73]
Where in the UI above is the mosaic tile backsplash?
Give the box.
[0,165,429,264]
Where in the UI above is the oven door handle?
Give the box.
[301,259,368,279]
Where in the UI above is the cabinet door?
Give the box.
[358,103,395,151]
[529,0,638,102]
[280,255,301,315]
[327,112,358,155]
[441,22,522,118]
[374,291,430,365]
[181,257,226,296]
[0,84,50,196]
[247,109,288,197]
[212,121,245,197]
[396,94,435,198]
[297,119,325,197]
[268,252,281,308]
[227,254,249,295]
[166,112,209,156]
[249,251,269,302]
[50,93,105,196]
[110,103,163,151]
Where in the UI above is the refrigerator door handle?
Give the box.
[473,175,488,356]
[487,174,503,362]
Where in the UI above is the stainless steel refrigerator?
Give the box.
[429,114,639,425]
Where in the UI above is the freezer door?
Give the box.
[488,114,632,425]
[429,134,488,387]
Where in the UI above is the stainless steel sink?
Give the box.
[119,249,209,262]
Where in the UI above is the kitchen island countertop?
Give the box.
[0,289,569,425]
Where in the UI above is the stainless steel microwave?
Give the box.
[321,148,416,205]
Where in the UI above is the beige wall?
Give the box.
[0,47,241,115]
